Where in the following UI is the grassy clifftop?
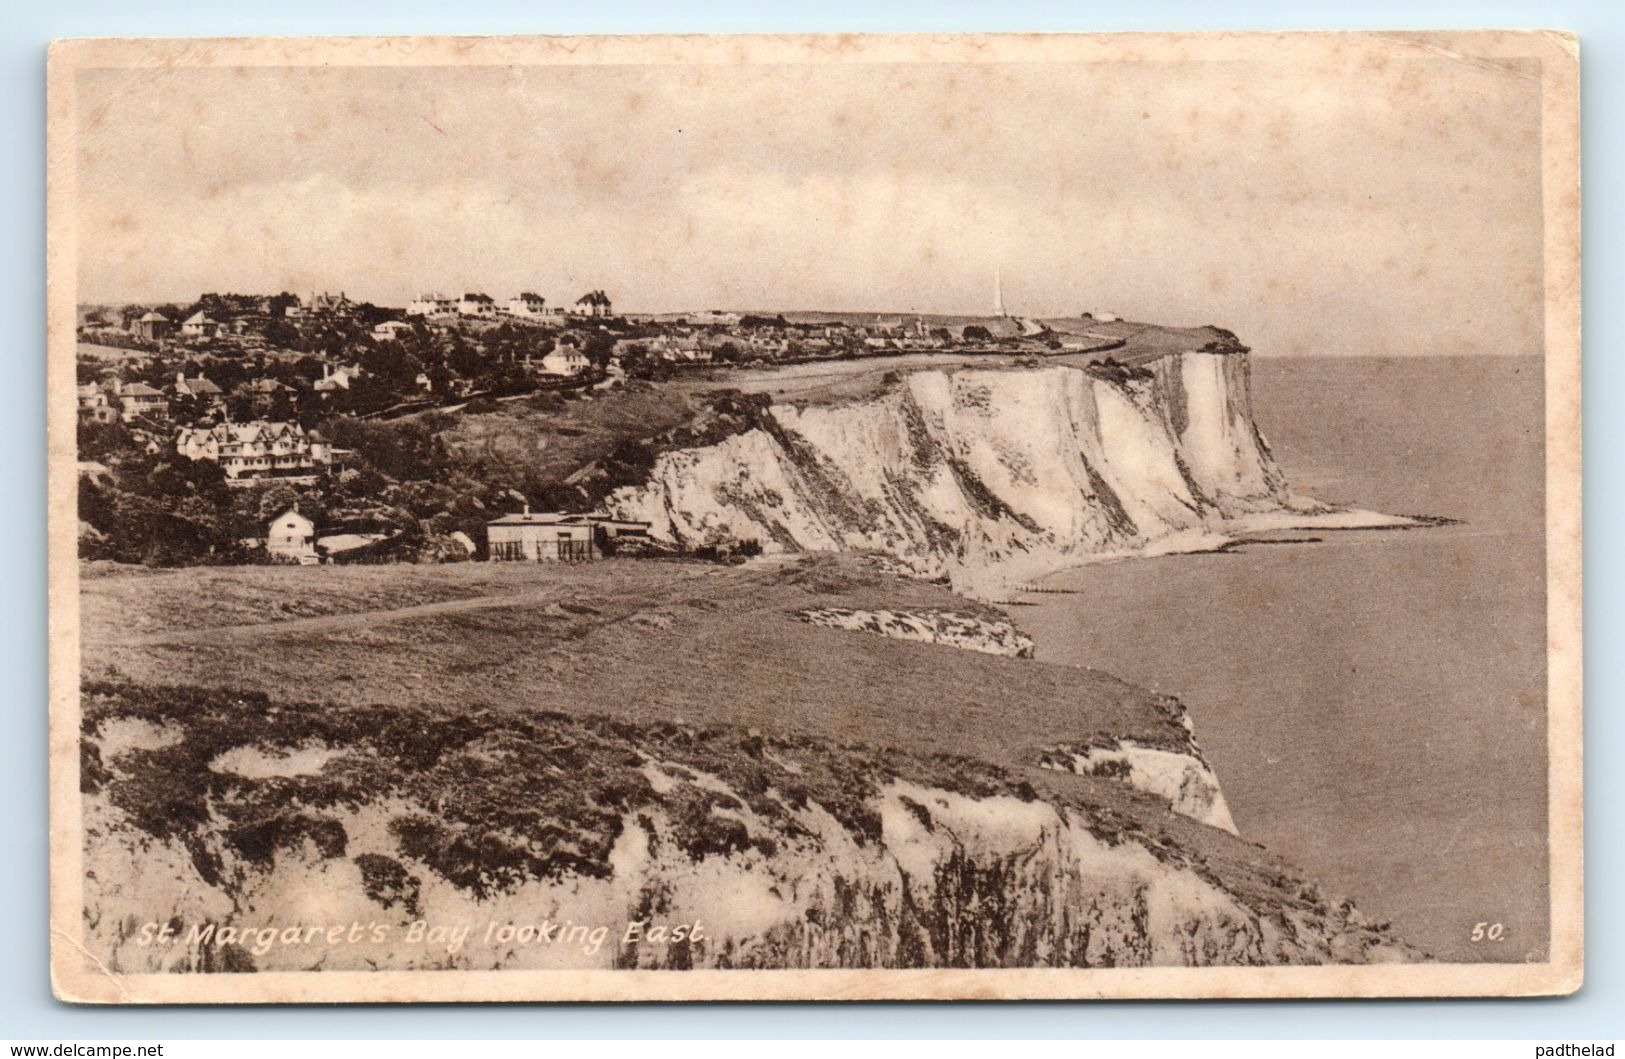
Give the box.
[81,554,1197,765]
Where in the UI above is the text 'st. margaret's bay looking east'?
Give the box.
[48,31,1580,1002]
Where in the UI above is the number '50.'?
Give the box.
[1471,922,1506,942]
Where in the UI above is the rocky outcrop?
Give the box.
[795,607,1035,658]
[79,681,1417,974]
[609,352,1411,596]
[1038,740,1238,835]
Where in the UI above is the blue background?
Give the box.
[5,0,1616,1040]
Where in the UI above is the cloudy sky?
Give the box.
[75,48,1544,356]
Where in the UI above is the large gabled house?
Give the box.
[175,420,332,483]
[572,290,613,318]
[306,291,352,316]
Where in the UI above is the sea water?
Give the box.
[1019,355,1547,963]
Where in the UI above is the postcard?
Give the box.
[46,30,1581,1002]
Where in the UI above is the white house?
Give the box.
[372,320,413,342]
[507,292,549,318]
[573,290,613,318]
[407,293,456,318]
[539,348,590,376]
[266,507,318,564]
[180,311,219,339]
[314,362,363,395]
[457,292,498,317]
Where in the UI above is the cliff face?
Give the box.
[80,682,1415,974]
[610,352,1364,595]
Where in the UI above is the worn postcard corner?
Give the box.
[46,29,1581,1004]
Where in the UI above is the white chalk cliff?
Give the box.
[611,352,1407,595]
[81,693,1414,974]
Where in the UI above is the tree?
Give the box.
[581,333,617,368]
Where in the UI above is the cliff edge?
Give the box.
[609,350,1412,595]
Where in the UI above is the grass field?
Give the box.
[81,553,1194,771]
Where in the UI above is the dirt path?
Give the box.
[95,586,577,647]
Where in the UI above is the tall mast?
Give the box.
[994,268,1006,317]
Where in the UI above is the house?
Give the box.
[372,320,413,342]
[180,311,219,339]
[314,363,363,394]
[539,348,589,376]
[174,372,224,404]
[306,291,351,315]
[116,381,168,423]
[175,420,331,482]
[266,507,318,564]
[486,508,651,562]
[507,292,549,318]
[77,384,117,424]
[407,293,457,318]
[133,311,171,342]
[573,290,613,318]
[457,292,497,317]
[1082,310,1120,324]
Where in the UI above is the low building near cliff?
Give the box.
[486,508,650,562]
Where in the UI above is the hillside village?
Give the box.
[76,286,1138,567]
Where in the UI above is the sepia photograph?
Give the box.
[45,29,1581,1003]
